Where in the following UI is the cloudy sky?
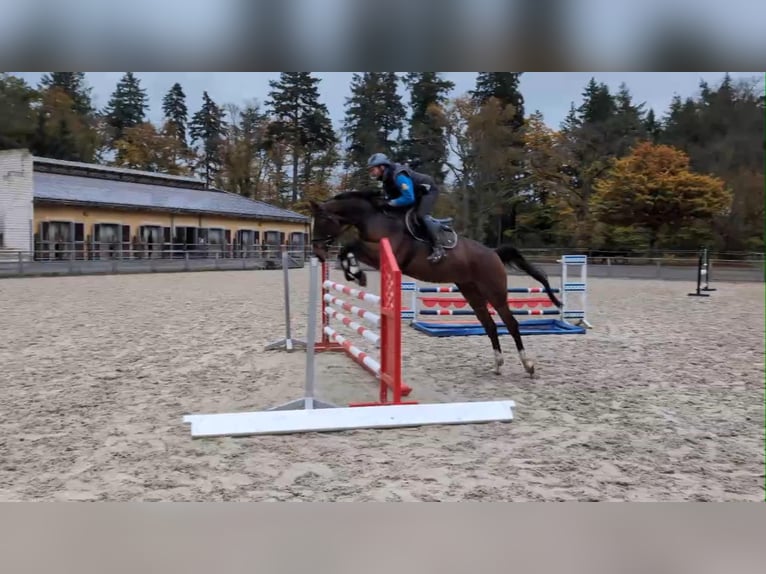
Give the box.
[14,71,763,132]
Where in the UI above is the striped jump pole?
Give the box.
[317,238,414,406]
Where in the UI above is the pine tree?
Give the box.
[554,78,621,246]
[0,73,39,150]
[162,82,188,148]
[342,72,406,189]
[576,78,616,124]
[402,73,455,182]
[265,72,335,203]
[644,109,662,143]
[661,74,765,251]
[104,72,149,144]
[300,103,337,184]
[32,84,101,162]
[661,95,701,154]
[189,91,227,187]
[611,82,648,156]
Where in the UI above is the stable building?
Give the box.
[0,149,310,262]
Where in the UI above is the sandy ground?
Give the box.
[0,265,763,502]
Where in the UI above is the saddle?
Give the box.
[404,209,458,249]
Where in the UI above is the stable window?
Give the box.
[173,226,199,257]
[93,223,122,259]
[235,229,260,257]
[289,232,304,247]
[139,225,163,257]
[39,220,78,260]
[207,227,225,255]
[263,230,281,258]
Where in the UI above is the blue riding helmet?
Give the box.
[367,153,391,169]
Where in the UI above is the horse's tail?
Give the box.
[495,245,562,309]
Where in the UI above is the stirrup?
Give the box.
[427,247,445,263]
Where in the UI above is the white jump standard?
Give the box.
[264,249,307,352]
[688,247,716,297]
[183,238,516,437]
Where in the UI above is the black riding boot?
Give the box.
[423,217,446,263]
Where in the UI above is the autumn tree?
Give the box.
[219,101,271,199]
[556,79,648,246]
[26,73,101,162]
[592,142,731,251]
[471,72,525,128]
[517,111,569,245]
[39,73,94,116]
[469,72,527,244]
[443,95,478,232]
[111,122,190,174]
[32,85,103,162]
[442,94,526,244]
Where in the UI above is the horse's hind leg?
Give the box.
[457,283,504,375]
[492,301,535,378]
[478,276,536,378]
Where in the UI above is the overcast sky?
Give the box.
[14,71,764,131]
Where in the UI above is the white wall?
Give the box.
[0,149,34,252]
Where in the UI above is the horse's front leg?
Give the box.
[338,242,368,287]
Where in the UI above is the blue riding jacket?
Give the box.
[382,163,434,207]
[388,172,416,207]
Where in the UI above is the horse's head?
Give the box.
[308,191,384,261]
[309,199,346,262]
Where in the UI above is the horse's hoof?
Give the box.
[493,350,504,374]
[522,360,535,377]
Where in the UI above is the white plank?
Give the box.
[183,400,516,437]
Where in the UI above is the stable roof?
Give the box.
[32,156,309,224]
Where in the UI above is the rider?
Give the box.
[366,152,446,263]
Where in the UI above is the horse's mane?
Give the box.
[331,189,381,203]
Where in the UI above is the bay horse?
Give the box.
[308,190,562,378]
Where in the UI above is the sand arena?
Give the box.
[0,265,763,501]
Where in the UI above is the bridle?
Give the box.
[310,210,349,249]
